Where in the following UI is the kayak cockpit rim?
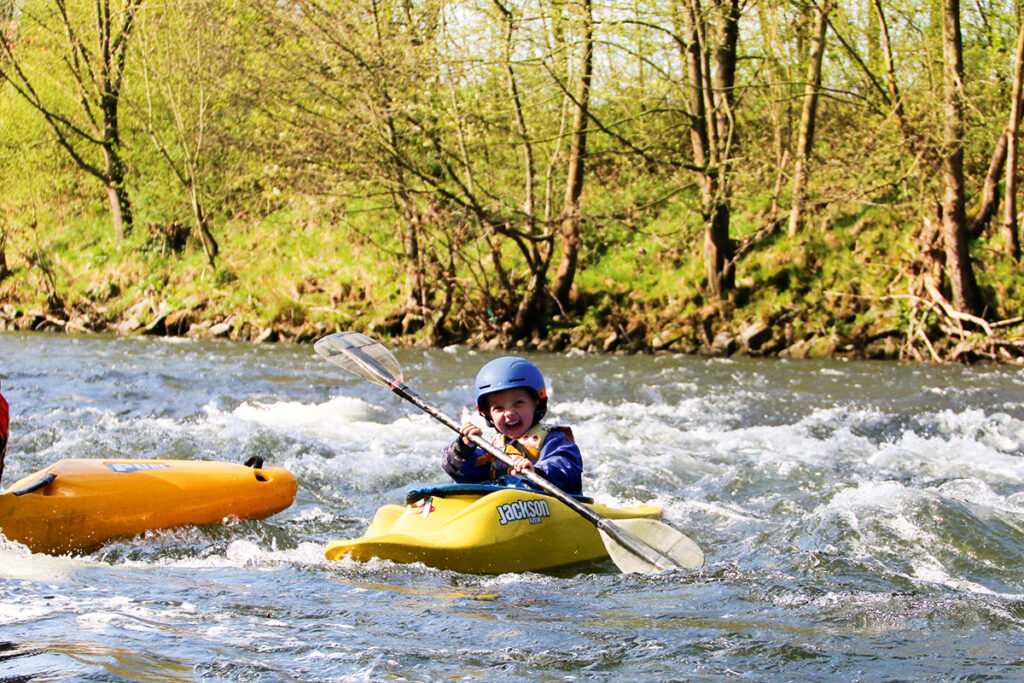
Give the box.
[405,479,595,506]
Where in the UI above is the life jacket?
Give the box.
[475,423,573,477]
[493,423,552,462]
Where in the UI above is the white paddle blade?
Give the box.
[314,331,403,387]
[601,518,704,574]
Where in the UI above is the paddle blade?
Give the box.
[314,331,403,388]
[600,518,704,574]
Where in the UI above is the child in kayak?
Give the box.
[442,356,583,494]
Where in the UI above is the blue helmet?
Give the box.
[474,356,548,425]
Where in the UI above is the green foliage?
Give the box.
[1,0,1023,356]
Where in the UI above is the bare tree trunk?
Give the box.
[682,1,709,175]
[681,0,738,301]
[189,187,218,266]
[681,1,714,293]
[105,183,130,242]
[708,0,738,298]
[1003,17,1024,262]
[78,0,137,239]
[99,73,132,240]
[940,0,984,316]
[550,0,592,311]
[872,0,909,140]
[755,4,790,232]
[709,0,738,148]
[0,229,9,281]
[788,1,828,238]
[493,0,553,337]
[968,131,1007,239]
[397,191,425,313]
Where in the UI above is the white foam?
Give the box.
[224,539,327,567]
[112,540,330,570]
[230,397,446,447]
[869,431,1024,484]
[230,396,384,431]
[0,598,67,624]
[0,540,92,582]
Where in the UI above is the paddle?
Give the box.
[314,331,704,574]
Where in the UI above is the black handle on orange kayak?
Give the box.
[314,331,704,574]
[11,473,56,497]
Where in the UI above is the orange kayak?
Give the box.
[0,458,297,555]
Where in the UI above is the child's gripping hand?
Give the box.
[459,422,482,446]
[510,454,533,475]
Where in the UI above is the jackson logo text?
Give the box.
[497,499,551,525]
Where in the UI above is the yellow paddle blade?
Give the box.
[600,518,704,574]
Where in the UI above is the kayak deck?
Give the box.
[0,458,297,555]
[326,482,662,574]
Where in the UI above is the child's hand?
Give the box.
[510,455,533,475]
[459,422,482,446]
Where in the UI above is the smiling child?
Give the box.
[441,357,583,495]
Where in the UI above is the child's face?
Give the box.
[484,387,538,439]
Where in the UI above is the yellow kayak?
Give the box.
[0,458,297,555]
[325,482,663,574]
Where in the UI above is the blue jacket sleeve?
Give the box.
[442,437,492,483]
[533,428,583,495]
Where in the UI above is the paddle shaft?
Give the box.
[384,379,681,570]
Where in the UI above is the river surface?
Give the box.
[1,332,1024,681]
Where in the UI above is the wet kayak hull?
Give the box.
[0,458,297,555]
[325,483,663,574]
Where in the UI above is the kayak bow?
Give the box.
[0,458,297,555]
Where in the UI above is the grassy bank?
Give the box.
[2,203,1023,363]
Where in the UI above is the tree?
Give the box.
[488,0,554,338]
[0,0,142,240]
[550,0,593,314]
[1002,14,1024,262]
[134,0,220,265]
[233,0,454,335]
[753,2,796,231]
[939,0,984,316]
[787,0,829,238]
[679,0,739,301]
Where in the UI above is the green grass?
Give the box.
[2,183,1022,356]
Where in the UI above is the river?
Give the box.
[1,332,1023,681]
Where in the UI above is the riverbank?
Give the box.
[2,208,1022,364]
[3,286,1021,364]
